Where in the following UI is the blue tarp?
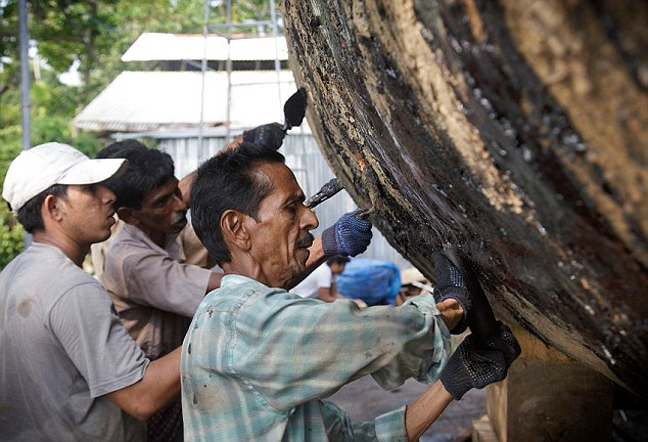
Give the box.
[337,258,401,306]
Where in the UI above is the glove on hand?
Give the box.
[440,334,509,401]
[242,123,285,151]
[481,322,521,368]
[322,210,372,257]
[433,251,473,334]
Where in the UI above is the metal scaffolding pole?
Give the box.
[19,0,31,151]
[198,0,210,159]
[18,0,32,248]
[269,0,283,114]
[204,0,287,143]
[225,0,233,144]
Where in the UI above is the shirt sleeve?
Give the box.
[320,400,408,442]
[48,281,149,397]
[232,290,451,411]
[123,250,213,317]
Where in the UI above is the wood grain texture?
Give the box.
[279,0,648,395]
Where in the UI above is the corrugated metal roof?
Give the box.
[121,33,288,62]
[73,70,298,132]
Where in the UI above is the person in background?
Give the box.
[291,255,350,302]
[396,267,434,306]
[337,258,402,306]
[181,141,520,441]
[0,143,182,441]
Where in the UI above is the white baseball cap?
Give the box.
[2,142,128,215]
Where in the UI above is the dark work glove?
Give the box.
[433,251,473,334]
[440,334,508,401]
[242,123,285,150]
[482,322,521,368]
[321,210,372,257]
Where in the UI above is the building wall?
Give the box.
[158,133,412,269]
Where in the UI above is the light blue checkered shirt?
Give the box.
[181,274,451,441]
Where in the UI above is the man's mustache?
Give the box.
[296,233,315,248]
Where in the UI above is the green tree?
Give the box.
[0,131,23,269]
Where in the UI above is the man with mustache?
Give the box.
[98,141,220,363]
[99,135,373,440]
[182,142,520,441]
[0,143,182,441]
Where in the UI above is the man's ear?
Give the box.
[43,194,64,222]
[117,207,139,226]
[220,209,251,251]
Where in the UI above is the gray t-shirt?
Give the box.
[0,243,149,441]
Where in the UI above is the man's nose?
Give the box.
[98,185,116,205]
[173,193,187,212]
[301,205,319,230]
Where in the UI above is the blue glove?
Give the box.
[242,123,285,150]
[321,210,372,257]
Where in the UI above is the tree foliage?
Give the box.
[0,0,275,268]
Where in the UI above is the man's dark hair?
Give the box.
[327,256,350,266]
[191,142,286,264]
[96,140,175,210]
[16,184,68,233]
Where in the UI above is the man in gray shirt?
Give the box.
[0,142,182,441]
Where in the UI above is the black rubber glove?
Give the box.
[321,210,373,257]
[433,251,473,334]
[440,334,508,401]
[242,123,285,151]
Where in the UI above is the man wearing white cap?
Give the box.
[0,142,182,441]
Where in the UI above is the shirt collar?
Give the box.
[221,274,258,288]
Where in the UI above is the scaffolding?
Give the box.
[196,0,315,193]
[198,0,286,150]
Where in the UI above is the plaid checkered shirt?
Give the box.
[181,274,451,441]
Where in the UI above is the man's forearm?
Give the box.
[404,380,454,441]
[108,347,182,420]
[178,135,244,205]
[317,287,337,303]
[178,170,197,206]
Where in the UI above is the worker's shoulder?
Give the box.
[105,224,167,265]
[201,278,285,309]
[108,223,157,251]
[3,243,86,278]
[1,243,105,307]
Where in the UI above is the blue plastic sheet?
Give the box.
[337,258,401,306]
